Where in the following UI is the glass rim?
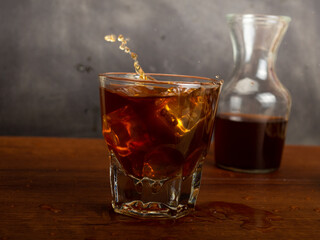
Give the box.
[226,13,291,24]
[99,72,223,87]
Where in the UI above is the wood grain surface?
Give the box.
[1,137,320,239]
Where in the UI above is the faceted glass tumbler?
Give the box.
[99,72,223,218]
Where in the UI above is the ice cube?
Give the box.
[155,88,207,137]
[183,146,205,177]
[160,86,196,97]
[102,105,151,157]
[116,85,155,97]
[143,145,184,179]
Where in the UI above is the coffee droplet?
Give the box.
[119,43,126,50]
[105,34,116,42]
[131,52,137,60]
[134,61,140,70]
[117,34,124,42]
[124,47,130,53]
[104,33,152,80]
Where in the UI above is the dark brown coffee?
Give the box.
[214,113,287,172]
[100,86,216,179]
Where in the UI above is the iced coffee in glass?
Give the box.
[99,72,222,218]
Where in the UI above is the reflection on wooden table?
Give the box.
[0,137,320,239]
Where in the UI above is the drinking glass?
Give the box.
[99,72,223,218]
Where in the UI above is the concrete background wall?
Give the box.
[0,0,319,145]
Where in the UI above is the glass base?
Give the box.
[112,200,193,219]
[109,151,203,219]
[216,163,278,174]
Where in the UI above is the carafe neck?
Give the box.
[228,14,291,81]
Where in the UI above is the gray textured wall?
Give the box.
[0,0,319,145]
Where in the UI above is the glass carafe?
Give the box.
[214,14,291,173]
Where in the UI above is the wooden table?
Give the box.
[1,137,320,239]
